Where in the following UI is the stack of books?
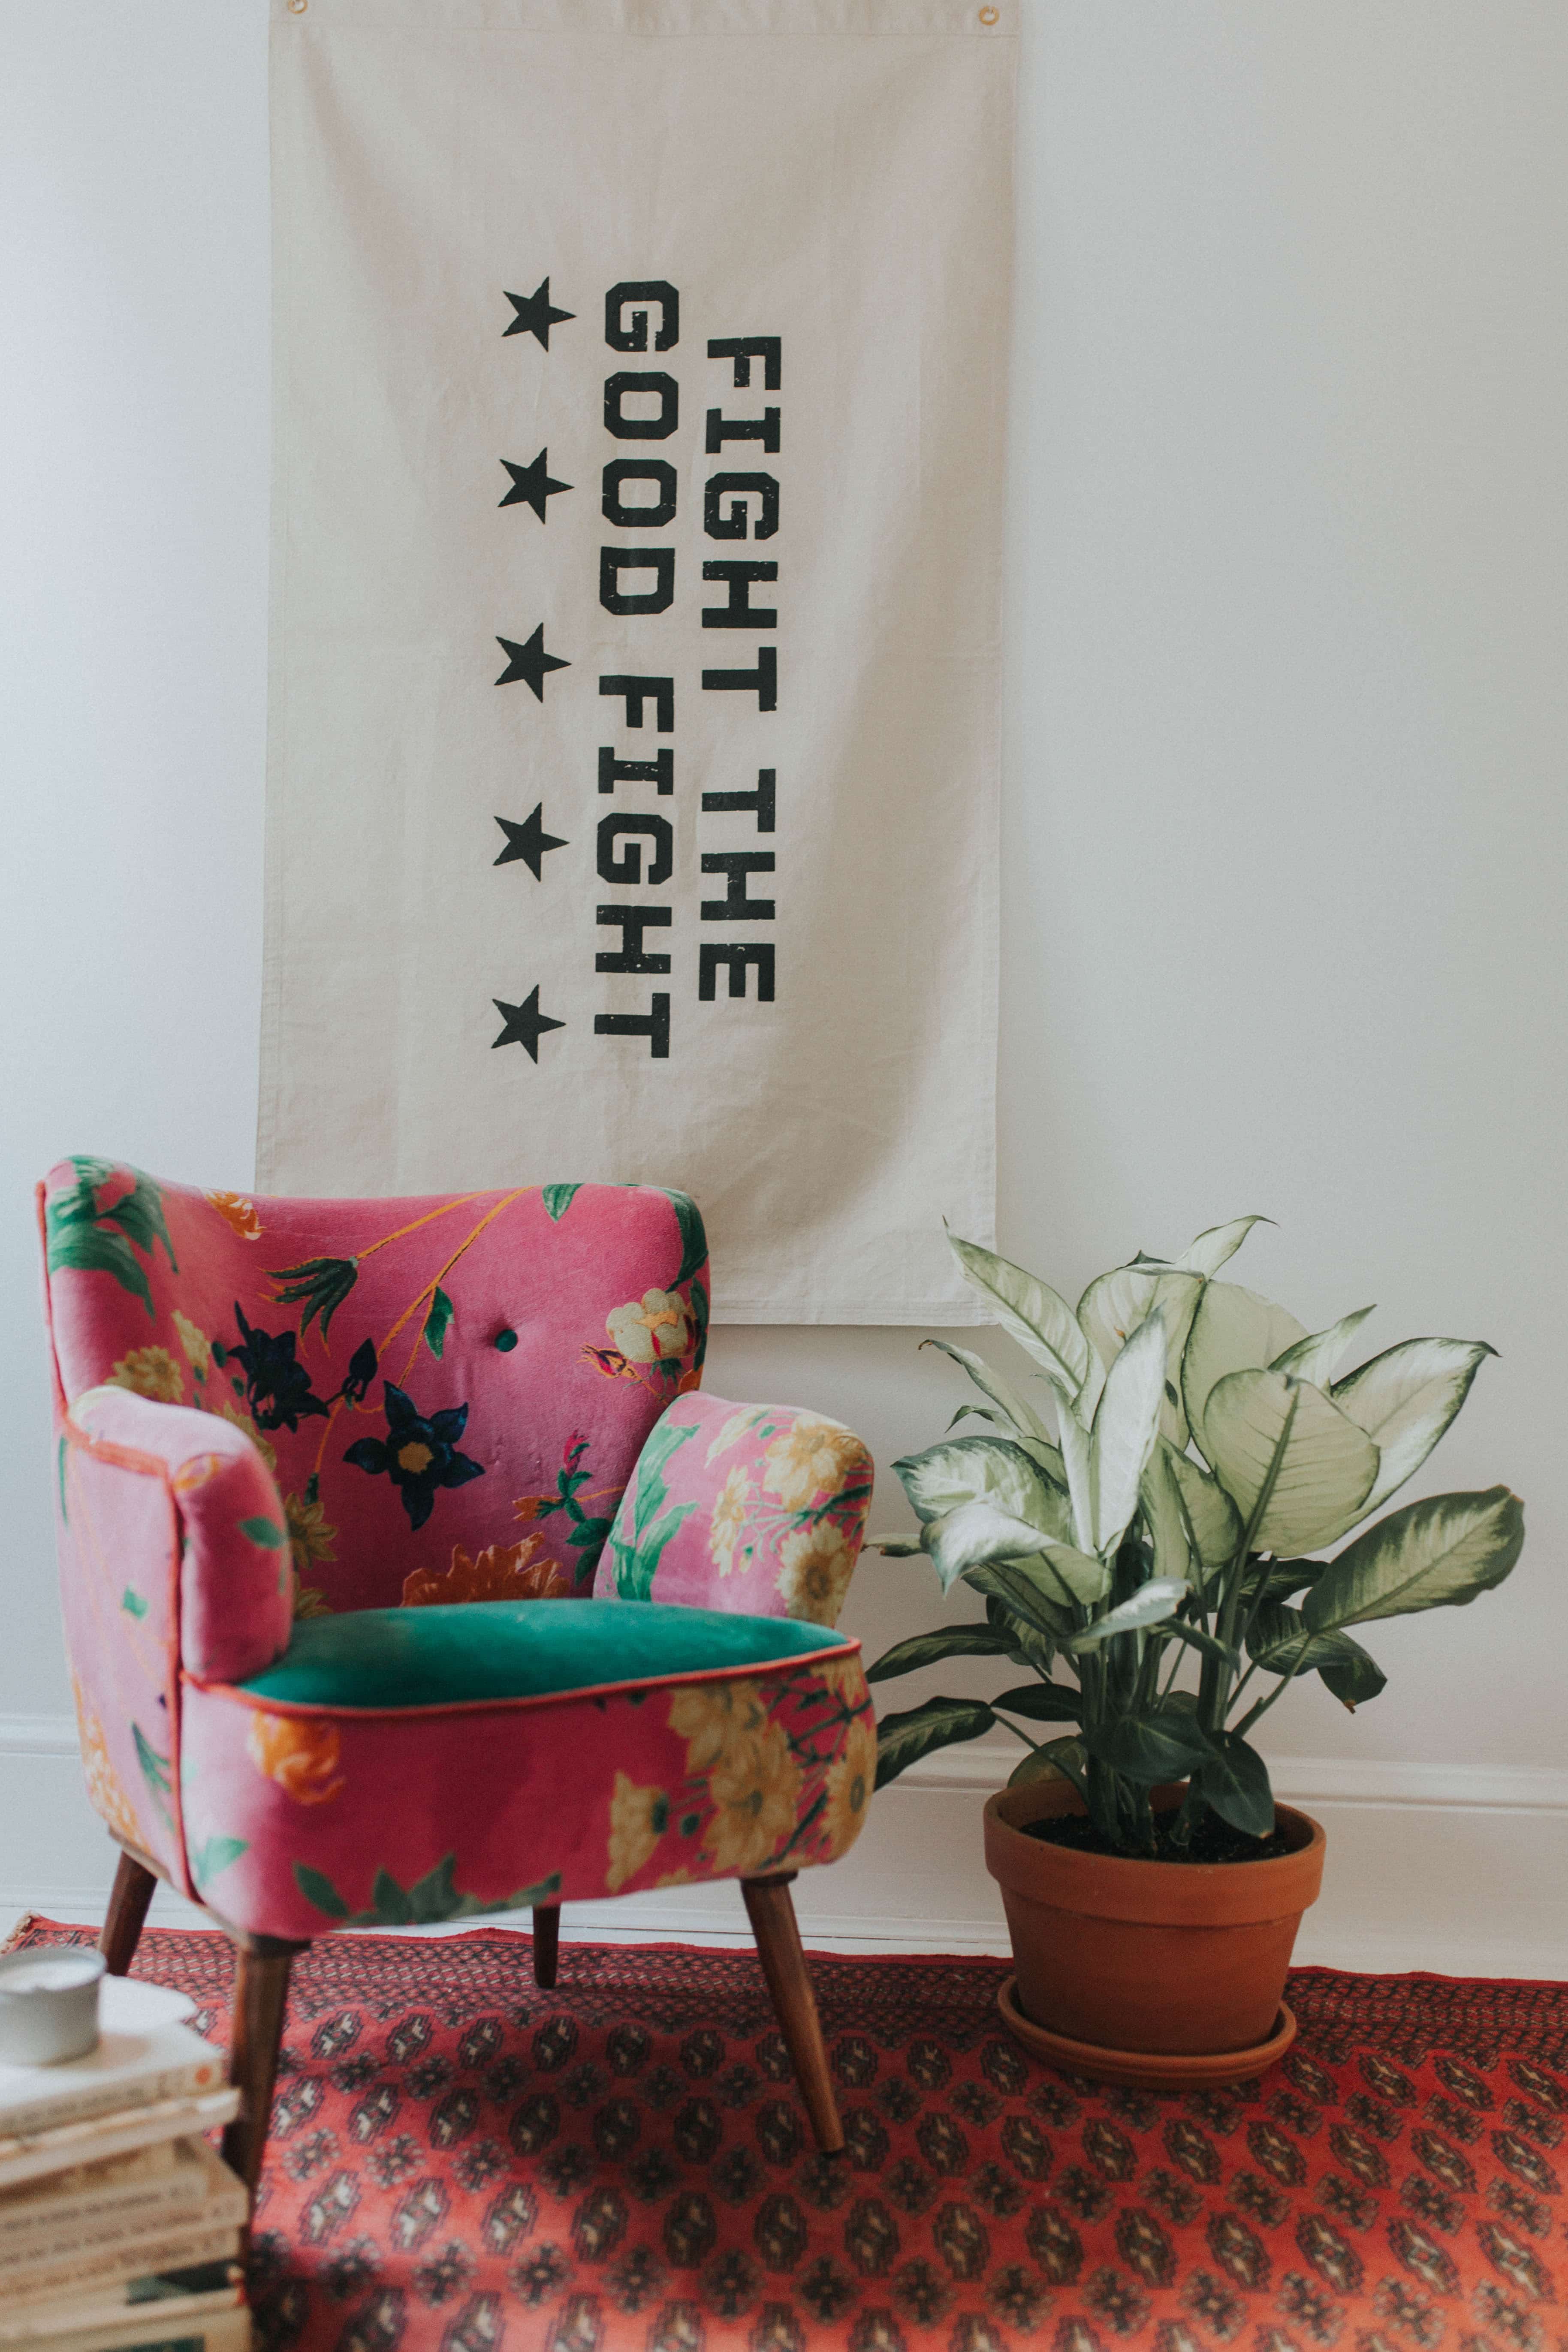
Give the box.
[0,1971,250,2351]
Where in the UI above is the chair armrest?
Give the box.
[595,1391,874,1626]
[68,1387,294,1683]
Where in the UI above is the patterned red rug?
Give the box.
[11,1921,1566,2352]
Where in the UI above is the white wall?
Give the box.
[3,2,1564,1969]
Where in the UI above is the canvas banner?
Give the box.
[262,0,1015,1322]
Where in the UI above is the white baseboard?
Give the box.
[3,1717,1563,1980]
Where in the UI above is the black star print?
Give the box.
[495,626,570,700]
[492,986,565,1061]
[502,279,575,350]
[494,805,567,880]
[499,449,572,522]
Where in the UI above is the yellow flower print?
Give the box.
[109,1346,184,1405]
[284,1489,337,1579]
[706,1717,802,1876]
[708,1466,753,1578]
[813,1654,868,1707]
[669,1681,769,1777]
[819,1713,877,1857]
[704,1406,766,1466]
[606,1288,692,1365]
[217,1401,277,1475]
[292,1573,333,1620]
[774,1520,856,1628]
[206,1191,262,1240]
[606,1773,669,1891]
[72,1680,142,1847]
[246,1710,344,1804]
[762,1416,869,1511]
[172,1310,212,1380]
[666,1682,802,1877]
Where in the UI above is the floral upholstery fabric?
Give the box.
[596,1392,873,1627]
[39,1161,877,1939]
[42,1163,710,1615]
[181,1645,874,1942]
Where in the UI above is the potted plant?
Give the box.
[869,1218,1524,2086]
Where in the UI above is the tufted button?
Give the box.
[494,1327,519,1353]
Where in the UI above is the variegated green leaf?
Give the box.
[865,1625,1017,1681]
[1272,1306,1376,1390]
[1332,1337,1496,1515]
[1161,1440,1243,1571]
[1182,1282,1308,1461]
[1079,1266,1204,1444]
[924,1501,1060,1592]
[1202,1370,1378,1553]
[945,1232,1094,1402]
[1176,1216,1270,1277]
[1303,1486,1524,1631]
[1066,1578,1187,1649]
[893,1436,1070,1541]
[874,1697,996,1789]
[921,1338,1051,1442]
[1089,1308,1168,1553]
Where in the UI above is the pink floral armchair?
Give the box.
[38,1161,877,2185]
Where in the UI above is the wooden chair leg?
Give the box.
[99,1848,157,1977]
[532,1903,560,1990]
[219,1940,304,2201]
[742,1871,843,2155]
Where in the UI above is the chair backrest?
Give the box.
[40,1161,709,1617]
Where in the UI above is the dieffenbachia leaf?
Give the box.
[1331,1337,1496,1516]
[920,1338,1052,1443]
[1065,1579,1188,1650]
[1083,1704,1214,1785]
[1303,1486,1524,1632]
[1202,1369,1379,1553]
[893,1435,1071,1542]
[1246,1601,1388,1707]
[1193,1730,1275,1836]
[865,1625,1018,1682]
[1008,1737,1088,1794]
[945,1231,1097,1408]
[990,1683,1083,1725]
[923,1501,1061,1592]
[1182,1281,1308,1462]
[1079,1266,1203,1444]
[1161,1440,1243,1571]
[1272,1306,1377,1390]
[1139,1443,1193,1586]
[1028,1543,1113,1609]
[874,1697,997,1789]
[1089,1308,1168,1554]
[965,1562,1077,1647]
[1175,1216,1271,1278]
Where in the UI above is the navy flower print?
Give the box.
[344,1383,485,1531]
[225,1304,329,1434]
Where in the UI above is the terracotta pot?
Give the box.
[983,1779,1325,2064]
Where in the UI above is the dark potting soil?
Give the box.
[1022,1810,1297,1866]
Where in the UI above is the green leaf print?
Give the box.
[423,1287,455,1359]
[190,1835,248,1891]
[660,1190,708,1288]
[240,1517,286,1549]
[45,1162,176,1320]
[542,1184,582,1222]
[292,1856,562,1928]
[611,1418,699,1602]
[133,1723,174,1831]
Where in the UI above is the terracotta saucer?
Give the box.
[997,1975,1297,2090]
